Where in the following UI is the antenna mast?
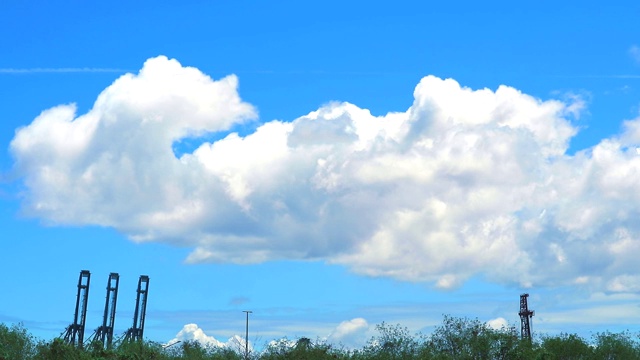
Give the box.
[518,293,535,341]
[62,270,91,348]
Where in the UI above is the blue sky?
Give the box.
[2,0,640,350]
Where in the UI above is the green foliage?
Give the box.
[428,314,545,359]
[115,340,169,360]
[5,318,640,359]
[0,323,37,360]
[539,333,593,360]
[591,331,640,360]
[262,337,342,360]
[428,315,499,359]
[356,322,419,360]
[162,340,242,360]
[35,338,92,360]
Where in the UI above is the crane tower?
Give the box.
[62,270,91,347]
[93,273,120,349]
[124,275,149,342]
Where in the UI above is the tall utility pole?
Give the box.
[243,310,252,360]
[519,293,535,341]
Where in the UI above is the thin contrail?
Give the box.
[0,67,130,74]
[551,74,640,79]
[581,75,640,79]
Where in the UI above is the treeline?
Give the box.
[2,315,640,359]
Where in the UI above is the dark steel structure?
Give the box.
[518,293,535,341]
[62,270,91,347]
[243,310,252,360]
[93,273,120,349]
[124,275,149,342]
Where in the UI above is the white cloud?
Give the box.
[168,323,246,350]
[486,317,509,330]
[326,318,369,348]
[10,55,640,292]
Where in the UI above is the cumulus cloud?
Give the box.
[486,317,509,330]
[168,323,245,350]
[266,317,369,349]
[326,318,369,348]
[10,55,640,292]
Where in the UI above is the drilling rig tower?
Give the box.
[518,293,535,341]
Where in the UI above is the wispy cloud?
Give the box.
[0,67,129,74]
[229,296,250,306]
[630,45,640,64]
[599,74,640,79]
[553,74,640,79]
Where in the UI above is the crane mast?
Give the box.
[93,272,120,348]
[62,270,91,348]
[124,275,149,342]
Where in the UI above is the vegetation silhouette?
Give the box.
[3,316,640,359]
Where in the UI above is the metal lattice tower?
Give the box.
[124,275,149,342]
[94,273,120,349]
[518,293,535,341]
[62,270,91,348]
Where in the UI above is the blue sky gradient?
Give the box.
[2,0,640,349]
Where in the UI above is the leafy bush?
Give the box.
[591,331,640,360]
[163,340,242,360]
[0,323,36,360]
[262,337,343,360]
[539,333,593,360]
[4,317,640,359]
[35,338,91,360]
[355,322,419,360]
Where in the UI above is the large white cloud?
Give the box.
[10,56,640,291]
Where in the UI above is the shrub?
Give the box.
[0,323,36,360]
